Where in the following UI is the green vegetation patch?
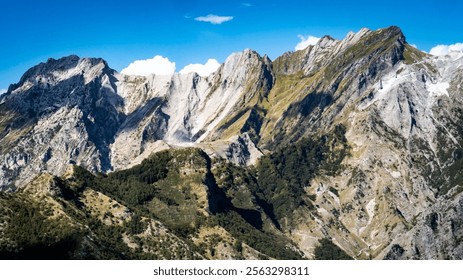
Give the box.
[314,238,353,260]
[0,194,84,259]
[253,124,350,222]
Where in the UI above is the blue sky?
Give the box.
[0,0,462,91]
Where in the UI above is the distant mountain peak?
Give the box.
[7,55,110,95]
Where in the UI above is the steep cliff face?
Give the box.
[1,26,463,259]
[0,56,124,190]
[110,49,271,170]
[260,27,463,259]
[259,26,408,148]
[0,49,273,189]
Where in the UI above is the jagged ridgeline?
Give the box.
[2,26,463,259]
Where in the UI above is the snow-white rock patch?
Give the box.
[390,171,401,178]
[427,81,449,97]
[359,198,376,235]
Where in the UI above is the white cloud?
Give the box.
[429,43,463,56]
[0,89,6,95]
[195,14,234,24]
[121,55,176,76]
[295,35,321,51]
[179,59,221,76]
[242,3,252,7]
[410,44,418,49]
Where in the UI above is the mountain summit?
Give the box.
[1,26,463,259]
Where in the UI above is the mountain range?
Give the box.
[1,26,463,259]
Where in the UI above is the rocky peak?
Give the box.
[273,26,407,77]
[382,25,406,43]
[219,49,270,81]
[316,35,338,48]
[342,26,404,46]
[343,27,371,45]
[10,55,109,92]
[3,54,117,112]
[19,55,81,83]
